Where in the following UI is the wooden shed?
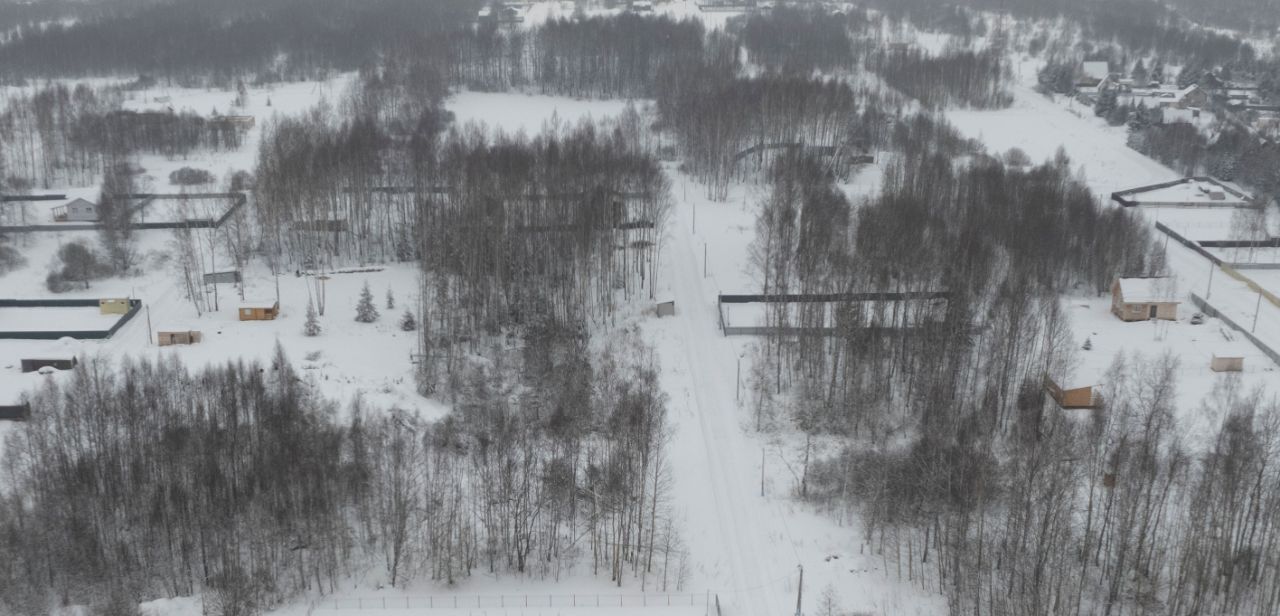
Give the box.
[656,301,676,317]
[0,403,30,421]
[100,298,132,315]
[20,357,77,373]
[1111,278,1179,322]
[1044,375,1099,409]
[52,197,99,222]
[1211,354,1244,372]
[203,270,242,284]
[158,330,202,346]
[239,302,279,321]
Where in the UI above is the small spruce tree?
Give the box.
[355,281,379,323]
[386,288,395,310]
[1083,337,1093,351]
[399,309,417,331]
[304,298,321,336]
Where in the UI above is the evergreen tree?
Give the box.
[399,309,417,332]
[304,298,321,336]
[1131,59,1148,84]
[355,281,379,323]
[1094,88,1118,118]
[386,288,395,310]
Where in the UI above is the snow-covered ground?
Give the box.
[0,306,122,333]
[447,90,637,134]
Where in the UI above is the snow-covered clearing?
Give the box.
[0,306,122,333]
[447,90,637,134]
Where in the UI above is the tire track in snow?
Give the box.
[659,208,796,616]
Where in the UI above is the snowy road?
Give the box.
[661,204,796,616]
[647,171,946,616]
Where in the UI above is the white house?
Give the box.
[52,198,98,222]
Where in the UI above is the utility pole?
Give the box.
[1252,291,1263,333]
[1206,261,1215,300]
[794,565,804,616]
[760,448,766,497]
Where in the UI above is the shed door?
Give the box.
[1148,305,1157,319]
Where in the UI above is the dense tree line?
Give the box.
[448,15,708,98]
[743,125,1182,614]
[0,332,679,614]
[1128,119,1280,203]
[871,49,1012,109]
[0,83,248,188]
[739,6,863,74]
[0,0,475,84]
[808,363,1280,616]
[657,74,867,199]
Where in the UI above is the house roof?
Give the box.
[1116,277,1180,303]
[1081,61,1110,81]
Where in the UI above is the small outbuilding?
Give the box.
[656,301,676,317]
[1211,354,1244,372]
[158,330,202,346]
[20,357,77,373]
[52,198,99,222]
[100,298,132,315]
[0,403,30,421]
[203,270,243,285]
[1111,278,1179,322]
[1044,375,1100,409]
[239,301,280,321]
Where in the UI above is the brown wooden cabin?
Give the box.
[239,302,279,321]
[1111,278,1179,322]
[158,330,202,346]
[1044,375,1099,409]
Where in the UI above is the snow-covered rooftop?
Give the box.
[1116,277,1179,303]
[1081,61,1110,81]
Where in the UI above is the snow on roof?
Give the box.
[1175,84,1201,100]
[1117,277,1180,303]
[1081,61,1110,80]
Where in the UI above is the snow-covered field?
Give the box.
[0,306,122,333]
[448,90,637,134]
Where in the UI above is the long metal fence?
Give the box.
[0,298,142,340]
[317,593,709,611]
[1189,293,1280,367]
